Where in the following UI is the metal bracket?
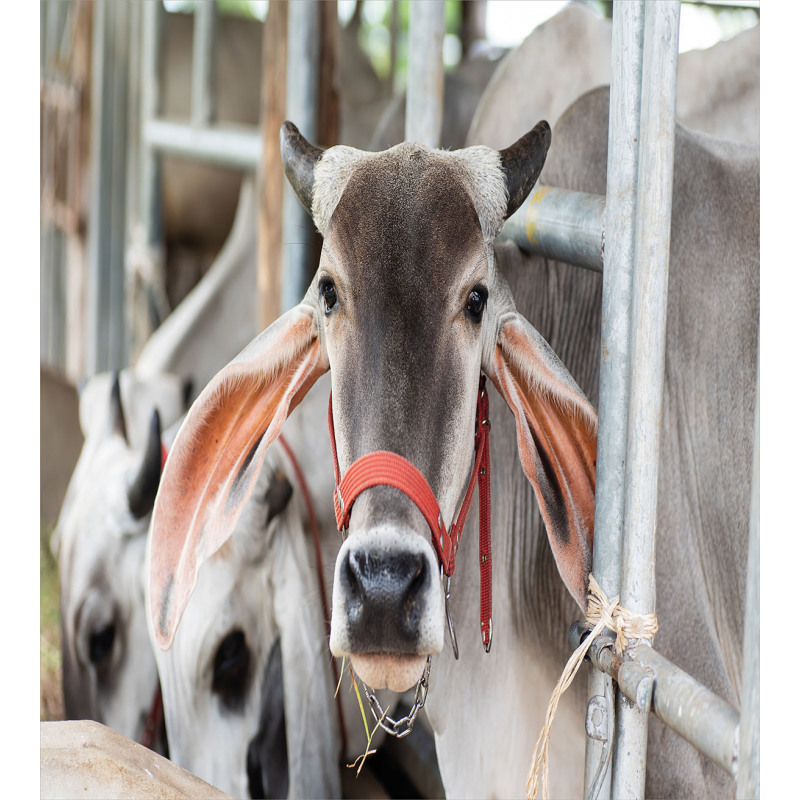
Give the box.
[586,694,609,742]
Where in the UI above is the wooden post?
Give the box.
[257,1,288,330]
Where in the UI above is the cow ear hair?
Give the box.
[487,312,597,609]
[149,304,328,650]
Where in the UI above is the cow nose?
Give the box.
[343,549,428,648]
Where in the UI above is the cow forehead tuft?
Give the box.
[312,142,507,243]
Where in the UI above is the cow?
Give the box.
[468,2,759,150]
[52,370,188,754]
[148,71,757,799]
[150,375,399,798]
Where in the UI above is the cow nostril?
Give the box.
[408,558,425,595]
[345,551,367,599]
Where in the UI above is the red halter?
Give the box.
[328,376,494,652]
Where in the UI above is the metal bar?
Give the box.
[635,645,740,777]
[737,361,759,798]
[282,0,320,310]
[144,118,261,171]
[405,0,445,146]
[499,185,604,272]
[108,1,130,369]
[192,0,217,126]
[569,624,653,713]
[141,0,164,250]
[86,0,112,373]
[571,622,740,777]
[612,3,681,797]
[585,3,645,794]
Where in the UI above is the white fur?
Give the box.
[312,141,508,245]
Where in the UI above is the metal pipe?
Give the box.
[569,624,653,713]
[282,0,320,310]
[405,0,445,146]
[499,186,604,272]
[88,5,110,366]
[108,1,130,369]
[613,3,681,797]
[571,622,741,778]
[141,0,165,249]
[192,1,217,126]
[144,119,262,170]
[737,360,759,798]
[584,4,645,795]
[634,645,740,777]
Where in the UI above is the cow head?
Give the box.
[53,371,186,748]
[153,447,335,798]
[151,378,348,799]
[149,124,597,696]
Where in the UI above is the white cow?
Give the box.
[150,374,398,798]
[52,370,187,752]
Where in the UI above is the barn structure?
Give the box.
[40,2,760,798]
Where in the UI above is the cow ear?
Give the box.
[487,313,597,609]
[149,304,328,650]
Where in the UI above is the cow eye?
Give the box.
[319,279,338,314]
[89,623,115,665]
[212,629,250,711]
[466,287,487,322]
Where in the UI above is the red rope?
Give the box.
[329,377,493,651]
[277,435,348,760]
[140,684,164,751]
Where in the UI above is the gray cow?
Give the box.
[148,85,757,799]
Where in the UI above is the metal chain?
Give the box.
[363,655,432,738]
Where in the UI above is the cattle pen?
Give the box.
[39,2,760,798]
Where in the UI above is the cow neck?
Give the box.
[328,375,494,653]
[276,434,349,760]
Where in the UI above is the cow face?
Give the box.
[317,144,501,690]
[150,125,597,700]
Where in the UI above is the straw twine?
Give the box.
[525,574,658,800]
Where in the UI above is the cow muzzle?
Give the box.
[329,527,444,692]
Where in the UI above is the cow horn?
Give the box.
[280,121,323,216]
[128,409,162,520]
[109,372,128,444]
[499,120,552,219]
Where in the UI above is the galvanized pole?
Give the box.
[405,0,445,147]
[282,0,320,310]
[140,0,165,282]
[584,2,645,798]
[612,3,681,797]
[86,0,131,373]
[499,186,605,272]
[737,360,759,799]
[191,1,218,127]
